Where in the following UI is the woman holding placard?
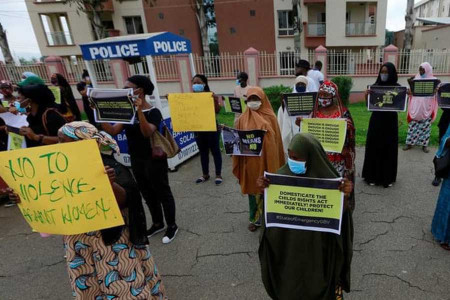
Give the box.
[362,62,400,188]
[192,74,223,185]
[257,133,354,300]
[404,62,439,153]
[233,87,285,232]
[296,81,356,210]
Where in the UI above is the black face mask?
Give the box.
[51,79,58,85]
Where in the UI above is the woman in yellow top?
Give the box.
[232,87,285,231]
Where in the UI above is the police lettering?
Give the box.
[153,41,188,54]
[89,44,140,59]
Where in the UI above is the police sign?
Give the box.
[80,32,192,60]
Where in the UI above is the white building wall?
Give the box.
[273,0,295,53]
[111,0,148,36]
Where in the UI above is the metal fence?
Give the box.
[0,63,50,83]
[259,51,315,77]
[327,49,384,76]
[128,56,179,80]
[193,53,245,78]
[397,49,450,74]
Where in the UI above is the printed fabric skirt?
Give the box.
[249,194,263,225]
[406,118,432,146]
[63,228,166,300]
[431,177,450,244]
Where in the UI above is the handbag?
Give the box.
[433,150,450,178]
[151,120,180,160]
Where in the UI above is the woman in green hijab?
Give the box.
[257,133,354,300]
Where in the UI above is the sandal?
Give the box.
[440,243,450,251]
[215,176,223,186]
[195,175,210,184]
[248,223,258,232]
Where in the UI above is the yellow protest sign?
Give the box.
[168,92,216,132]
[49,86,61,104]
[300,118,347,153]
[264,172,344,234]
[0,140,124,235]
[8,132,26,150]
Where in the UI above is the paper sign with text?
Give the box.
[367,85,408,112]
[283,92,317,116]
[8,132,26,150]
[168,92,217,132]
[221,126,266,156]
[224,96,246,114]
[412,79,440,97]
[300,118,347,153]
[264,172,344,234]
[49,86,61,105]
[89,88,136,124]
[0,140,124,235]
[437,83,450,109]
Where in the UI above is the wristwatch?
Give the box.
[37,134,44,144]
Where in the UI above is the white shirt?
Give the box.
[308,69,324,89]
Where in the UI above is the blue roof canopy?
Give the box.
[80,32,192,61]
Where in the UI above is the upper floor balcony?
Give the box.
[45,31,74,46]
[346,22,377,36]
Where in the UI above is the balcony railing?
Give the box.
[346,22,376,36]
[45,31,74,46]
[307,22,326,36]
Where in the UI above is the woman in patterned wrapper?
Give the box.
[8,121,167,300]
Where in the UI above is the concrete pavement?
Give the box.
[1,147,449,300]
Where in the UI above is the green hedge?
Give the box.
[263,85,292,113]
[331,76,353,106]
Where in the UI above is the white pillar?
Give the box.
[189,53,196,76]
[146,55,162,110]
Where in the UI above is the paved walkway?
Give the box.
[1,147,449,300]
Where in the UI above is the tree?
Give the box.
[65,0,109,40]
[190,0,216,57]
[292,0,303,53]
[0,22,14,64]
[404,0,415,50]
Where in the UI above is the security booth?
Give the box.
[79,32,198,170]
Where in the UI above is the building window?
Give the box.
[124,16,144,34]
[250,10,256,16]
[158,12,164,20]
[277,10,294,36]
[40,13,74,46]
[230,27,236,34]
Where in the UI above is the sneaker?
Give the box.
[4,200,16,208]
[162,225,178,244]
[146,224,165,238]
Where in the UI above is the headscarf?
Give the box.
[232,87,285,194]
[374,62,399,86]
[407,62,438,122]
[313,81,346,117]
[22,71,38,79]
[278,133,339,178]
[259,133,353,300]
[17,76,45,88]
[59,121,119,155]
[295,75,309,86]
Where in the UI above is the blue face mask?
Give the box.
[14,101,27,113]
[288,158,307,174]
[236,79,240,86]
[295,86,306,93]
[192,84,205,92]
[420,73,426,78]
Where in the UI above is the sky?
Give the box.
[0,0,419,62]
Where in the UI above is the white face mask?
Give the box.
[247,101,262,110]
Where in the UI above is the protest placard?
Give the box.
[0,140,124,235]
[224,96,246,114]
[283,92,317,116]
[48,86,61,105]
[168,92,216,132]
[7,132,26,150]
[0,112,28,128]
[88,88,136,124]
[300,118,347,153]
[411,79,440,97]
[437,83,450,109]
[367,85,408,112]
[221,126,266,156]
[264,172,344,234]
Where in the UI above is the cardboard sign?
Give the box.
[283,92,317,116]
[7,132,26,150]
[264,172,344,235]
[221,126,266,156]
[88,88,136,124]
[224,96,246,114]
[411,79,440,97]
[367,86,408,112]
[300,118,347,153]
[48,86,61,105]
[437,83,450,109]
[0,140,124,235]
[168,92,217,132]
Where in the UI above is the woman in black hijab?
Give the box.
[51,73,81,121]
[362,62,399,188]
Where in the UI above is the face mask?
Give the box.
[247,101,262,110]
[236,79,240,86]
[51,79,58,85]
[295,86,306,93]
[192,84,205,92]
[14,101,27,113]
[288,158,307,174]
[380,74,389,82]
[318,97,333,107]
[420,73,426,78]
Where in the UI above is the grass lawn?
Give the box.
[216,103,443,147]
